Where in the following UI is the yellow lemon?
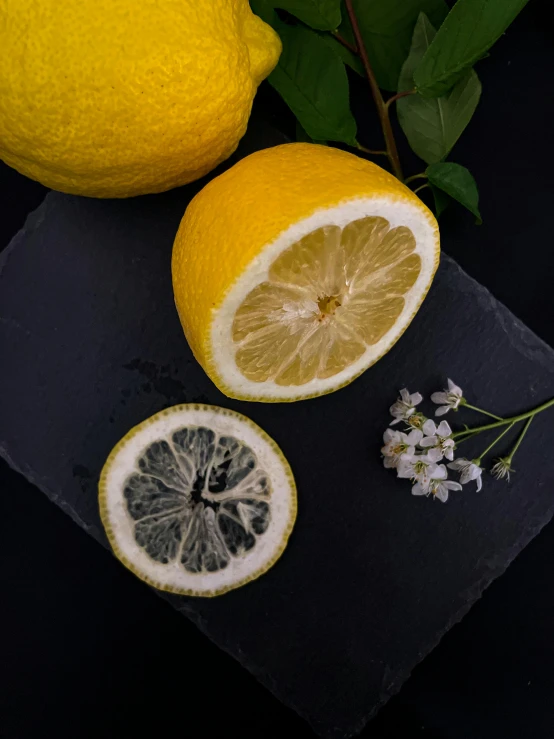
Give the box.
[0,0,280,197]
[172,143,440,402]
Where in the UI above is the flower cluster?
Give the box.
[382,381,483,503]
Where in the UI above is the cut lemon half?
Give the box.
[172,143,440,402]
[99,405,296,597]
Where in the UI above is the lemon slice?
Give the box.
[172,143,440,402]
[99,405,296,596]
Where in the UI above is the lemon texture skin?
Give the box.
[172,143,440,401]
[0,0,280,197]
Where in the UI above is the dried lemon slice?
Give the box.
[99,405,296,596]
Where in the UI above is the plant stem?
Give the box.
[344,0,404,181]
[414,183,430,195]
[356,143,388,157]
[506,417,533,463]
[475,423,515,464]
[461,402,503,421]
[404,173,428,185]
[385,90,415,108]
[452,396,554,440]
[331,31,359,55]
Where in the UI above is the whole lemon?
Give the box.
[0,0,280,197]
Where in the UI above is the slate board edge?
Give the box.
[3,196,554,737]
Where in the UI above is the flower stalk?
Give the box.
[474,423,515,465]
[452,396,554,440]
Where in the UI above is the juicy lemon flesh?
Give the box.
[232,216,421,386]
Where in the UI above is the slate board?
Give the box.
[2,124,554,738]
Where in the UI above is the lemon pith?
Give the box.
[99,405,297,597]
[172,144,440,402]
[0,0,281,197]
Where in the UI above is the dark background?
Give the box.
[2,2,554,737]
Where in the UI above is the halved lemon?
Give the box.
[172,143,440,402]
[99,405,296,597]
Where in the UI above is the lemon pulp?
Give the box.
[233,217,421,386]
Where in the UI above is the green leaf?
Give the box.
[271,0,341,30]
[319,32,364,77]
[267,22,357,145]
[431,183,451,216]
[414,0,530,97]
[426,162,481,222]
[340,0,449,91]
[397,13,482,164]
[249,0,279,25]
[296,121,314,142]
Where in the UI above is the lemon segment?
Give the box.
[99,405,296,597]
[172,143,440,402]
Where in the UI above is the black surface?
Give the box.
[2,2,554,737]
[2,114,554,736]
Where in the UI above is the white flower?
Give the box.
[397,453,438,488]
[411,464,462,502]
[389,388,423,425]
[381,428,423,469]
[431,379,464,416]
[448,457,483,491]
[419,419,455,462]
[491,458,513,481]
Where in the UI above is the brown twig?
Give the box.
[331,31,358,55]
[414,182,430,195]
[356,143,388,157]
[404,172,428,186]
[343,0,403,181]
[385,90,416,109]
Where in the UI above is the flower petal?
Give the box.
[476,476,482,492]
[400,388,411,402]
[433,465,448,480]
[397,461,413,479]
[459,468,472,484]
[445,447,455,461]
[383,428,395,443]
[448,460,461,471]
[437,420,452,437]
[410,392,423,406]
[427,447,444,463]
[431,392,448,404]
[422,419,437,436]
[383,456,397,469]
[420,436,438,448]
[435,488,449,503]
[435,405,450,417]
[412,483,427,496]
[407,429,423,445]
[447,379,463,396]
[445,481,463,491]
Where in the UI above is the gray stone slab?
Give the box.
[1,125,554,738]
